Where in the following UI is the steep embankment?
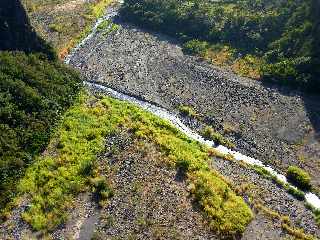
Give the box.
[0,0,82,214]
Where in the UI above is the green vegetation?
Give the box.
[202,126,235,148]
[17,93,252,235]
[183,40,209,57]
[121,0,320,92]
[0,51,81,214]
[178,104,199,119]
[97,20,120,36]
[287,166,311,191]
[23,0,115,58]
[254,201,315,240]
[315,209,320,226]
[252,165,305,200]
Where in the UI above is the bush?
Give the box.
[178,105,198,118]
[202,126,235,148]
[287,166,311,191]
[182,40,209,57]
[189,170,253,235]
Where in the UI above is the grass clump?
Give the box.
[188,171,253,235]
[287,166,311,191]
[252,165,306,200]
[90,176,113,206]
[178,105,199,119]
[202,126,235,149]
[254,201,315,240]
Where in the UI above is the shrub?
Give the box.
[178,105,198,118]
[90,176,113,202]
[202,126,235,148]
[182,40,209,57]
[286,166,311,191]
[189,170,253,235]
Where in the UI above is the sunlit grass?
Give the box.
[19,92,253,235]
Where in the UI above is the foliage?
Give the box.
[202,126,235,148]
[287,166,311,191]
[97,20,120,36]
[188,170,253,235]
[121,0,320,92]
[18,93,252,235]
[182,40,209,57]
[38,0,115,58]
[0,51,81,213]
[178,105,198,118]
[91,0,114,18]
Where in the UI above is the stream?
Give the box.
[66,0,320,211]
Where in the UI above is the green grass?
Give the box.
[97,20,120,36]
[202,126,235,149]
[178,105,199,119]
[17,92,253,235]
[253,165,305,200]
[91,0,114,18]
[287,166,311,191]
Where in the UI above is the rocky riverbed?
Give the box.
[69,15,320,192]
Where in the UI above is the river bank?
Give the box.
[68,14,320,194]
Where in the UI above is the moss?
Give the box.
[287,166,311,191]
[18,93,253,235]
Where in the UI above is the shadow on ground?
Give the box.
[0,0,55,58]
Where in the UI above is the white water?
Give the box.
[65,1,320,211]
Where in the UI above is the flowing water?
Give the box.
[66,0,320,211]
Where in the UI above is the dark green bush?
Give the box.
[0,51,81,211]
[182,40,209,56]
[286,166,311,191]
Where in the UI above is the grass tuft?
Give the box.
[202,126,235,149]
[287,166,311,191]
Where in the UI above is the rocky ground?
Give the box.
[3,125,317,239]
[5,2,317,239]
[69,17,320,192]
[22,0,114,57]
